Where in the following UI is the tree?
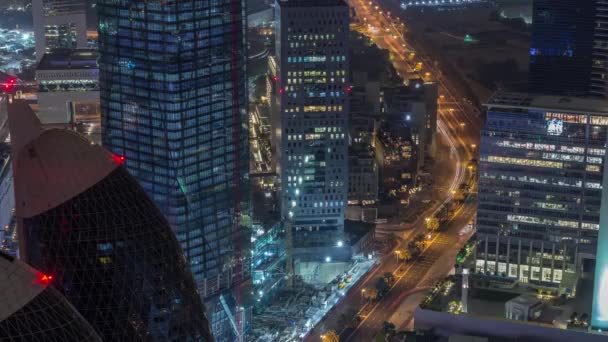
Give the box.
[401,248,412,262]
[387,233,400,248]
[376,277,390,297]
[425,217,440,232]
[382,321,396,335]
[384,272,395,285]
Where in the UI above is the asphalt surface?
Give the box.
[305,0,482,340]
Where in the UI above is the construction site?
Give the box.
[248,256,376,341]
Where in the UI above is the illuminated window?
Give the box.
[586,165,600,172]
[582,223,599,230]
[486,156,563,169]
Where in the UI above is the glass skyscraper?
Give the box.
[10,112,213,340]
[529,0,607,97]
[476,92,608,293]
[274,0,350,263]
[32,0,87,61]
[97,0,250,340]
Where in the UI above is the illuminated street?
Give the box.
[305,0,481,340]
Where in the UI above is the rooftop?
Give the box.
[37,49,98,71]
[484,92,608,115]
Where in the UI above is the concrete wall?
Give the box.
[37,90,99,124]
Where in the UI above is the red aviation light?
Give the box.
[279,88,285,94]
[345,86,352,93]
[273,76,279,82]
[34,273,54,286]
[2,78,16,91]
[111,154,125,165]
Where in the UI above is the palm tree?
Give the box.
[425,217,440,232]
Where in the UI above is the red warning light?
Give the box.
[111,154,125,165]
[2,78,16,91]
[35,273,54,286]
[279,88,285,94]
[273,76,279,82]
[345,86,352,93]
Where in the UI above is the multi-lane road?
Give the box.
[306,0,482,340]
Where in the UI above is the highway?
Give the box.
[306,0,481,340]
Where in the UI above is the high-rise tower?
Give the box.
[476,92,608,293]
[529,0,607,97]
[9,109,213,341]
[32,0,87,62]
[97,0,251,339]
[273,0,350,264]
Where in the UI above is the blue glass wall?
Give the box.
[529,0,595,95]
[97,0,250,339]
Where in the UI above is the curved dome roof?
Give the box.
[0,252,102,341]
[14,129,119,218]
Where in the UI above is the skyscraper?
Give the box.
[476,92,608,293]
[273,0,350,263]
[32,0,87,62]
[529,0,607,98]
[9,109,213,341]
[97,0,250,339]
[0,251,102,341]
[590,1,608,97]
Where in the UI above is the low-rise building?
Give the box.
[348,143,378,206]
[35,49,100,143]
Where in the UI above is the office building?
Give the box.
[529,0,607,97]
[97,0,251,339]
[9,109,213,341]
[591,1,608,96]
[381,79,438,164]
[32,0,87,62]
[476,92,608,292]
[0,251,102,341]
[35,49,100,143]
[348,143,378,206]
[274,0,350,262]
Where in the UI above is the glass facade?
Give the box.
[97,0,251,339]
[591,1,608,97]
[23,165,213,341]
[32,0,87,61]
[476,93,608,290]
[0,254,102,342]
[275,0,350,260]
[529,0,596,96]
[1,287,102,341]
